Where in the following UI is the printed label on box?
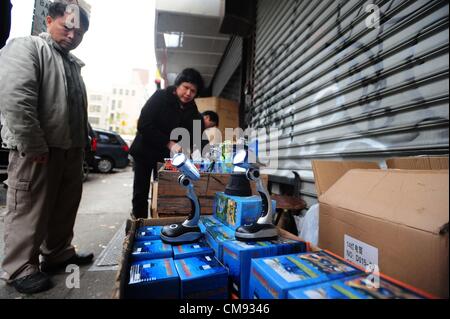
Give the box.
[344,235,379,270]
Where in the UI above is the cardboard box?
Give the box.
[134,226,163,242]
[112,217,309,299]
[131,240,173,261]
[127,258,179,299]
[288,273,434,299]
[248,251,362,299]
[174,255,229,299]
[172,239,215,260]
[386,156,449,170]
[222,240,277,299]
[222,238,307,299]
[198,215,222,233]
[195,97,240,140]
[204,224,235,262]
[312,158,449,297]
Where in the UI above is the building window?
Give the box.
[132,90,135,96]
[90,95,102,101]
[118,100,122,109]
[89,105,101,113]
[119,89,123,95]
[88,117,100,125]
[113,88,117,95]
[125,90,129,96]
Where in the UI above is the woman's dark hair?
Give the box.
[202,111,219,126]
[174,68,205,95]
[48,1,90,31]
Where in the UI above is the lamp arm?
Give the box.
[182,180,201,227]
[255,175,274,225]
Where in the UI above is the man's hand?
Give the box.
[31,153,49,164]
[167,141,182,156]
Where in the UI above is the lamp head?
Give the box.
[172,153,200,181]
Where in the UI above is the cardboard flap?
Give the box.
[312,160,380,197]
[320,169,449,235]
[386,156,449,170]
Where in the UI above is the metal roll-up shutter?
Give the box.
[220,66,242,102]
[251,0,449,208]
[212,36,243,97]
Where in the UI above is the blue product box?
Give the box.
[249,251,362,299]
[174,255,229,299]
[127,258,179,299]
[222,240,278,299]
[173,239,215,260]
[270,237,307,255]
[203,225,235,262]
[213,192,277,230]
[288,274,427,299]
[135,226,163,242]
[199,215,222,233]
[131,240,173,261]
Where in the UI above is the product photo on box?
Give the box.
[288,274,434,299]
[248,251,362,299]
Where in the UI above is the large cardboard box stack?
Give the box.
[312,156,449,298]
[195,97,240,140]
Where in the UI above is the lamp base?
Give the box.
[160,223,203,244]
[235,223,278,242]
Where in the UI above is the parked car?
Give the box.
[83,124,100,181]
[0,134,9,181]
[87,128,130,173]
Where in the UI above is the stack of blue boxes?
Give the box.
[248,251,362,299]
[127,225,229,299]
[205,191,308,299]
[222,239,307,299]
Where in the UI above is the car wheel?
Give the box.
[97,157,114,173]
[82,160,89,182]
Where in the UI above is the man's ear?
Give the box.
[46,16,53,28]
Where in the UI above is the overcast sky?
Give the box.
[9,0,157,92]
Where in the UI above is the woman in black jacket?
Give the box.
[130,68,205,218]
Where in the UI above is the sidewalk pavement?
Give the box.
[0,167,134,299]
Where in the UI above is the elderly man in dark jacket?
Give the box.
[130,68,206,219]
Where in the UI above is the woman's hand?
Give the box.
[167,141,182,155]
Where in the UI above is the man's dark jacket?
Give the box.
[130,86,204,162]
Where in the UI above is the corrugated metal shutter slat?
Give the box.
[251,0,449,206]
